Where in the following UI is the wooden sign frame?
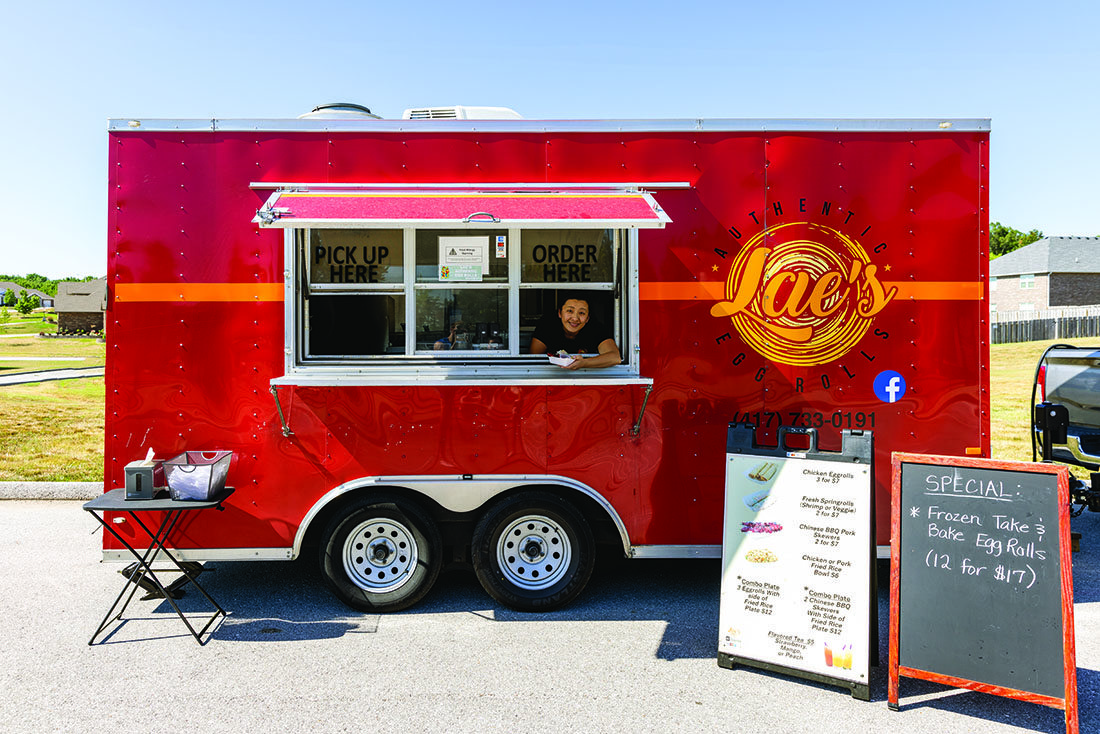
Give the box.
[888,453,1078,734]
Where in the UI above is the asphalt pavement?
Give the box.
[1,500,1097,733]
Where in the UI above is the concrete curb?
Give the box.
[0,481,103,500]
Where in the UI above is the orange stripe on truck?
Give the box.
[887,281,984,300]
[639,282,726,300]
[639,281,983,301]
[115,283,284,303]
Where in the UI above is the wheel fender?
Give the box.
[293,474,630,558]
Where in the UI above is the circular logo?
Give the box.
[873,370,907,403]
[711,222,896,367]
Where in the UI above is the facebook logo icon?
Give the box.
[873,370,907,404]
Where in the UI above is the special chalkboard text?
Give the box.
[910,470,1050,590]
[924,473,1013,499]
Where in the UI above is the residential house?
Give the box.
[55,278,107,333]
[989,236,1100,315]
[0,281,54,309]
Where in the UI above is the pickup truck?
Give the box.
[1035,345,1100,512]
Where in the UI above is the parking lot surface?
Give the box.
[2,500,1097,733]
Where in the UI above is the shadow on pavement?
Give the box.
[130,511,1100,733]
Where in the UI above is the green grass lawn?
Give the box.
[0,377,103,481]
[0,311,57,336]
[0,334,105,376]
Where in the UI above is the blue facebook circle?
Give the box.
[873,370,907,404]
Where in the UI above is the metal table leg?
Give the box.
[87,508,226,645]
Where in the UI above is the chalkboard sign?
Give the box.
[888,454,1078,734]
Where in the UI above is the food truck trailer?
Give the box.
[104,104,991,612]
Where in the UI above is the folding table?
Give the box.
[84,487,233,645]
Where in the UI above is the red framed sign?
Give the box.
[888,453,1078,734]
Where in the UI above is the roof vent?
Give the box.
[402,105,523,120]
[298,103,381,120]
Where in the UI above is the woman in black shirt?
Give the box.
[530,295,621,369]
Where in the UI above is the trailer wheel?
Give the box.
[319,496,441,613]
[472,492,595,612]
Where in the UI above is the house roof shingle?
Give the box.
[0,282,52,302]
[990,236,1100,277]
[55,278,107,313]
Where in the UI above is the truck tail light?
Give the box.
[1037,364,1047,402]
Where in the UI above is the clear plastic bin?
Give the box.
[164,450,233,500]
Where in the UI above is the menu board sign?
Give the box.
[718,426,874,700]
[888,454,1078,733]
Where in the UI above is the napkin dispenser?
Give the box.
[124,460,164,500]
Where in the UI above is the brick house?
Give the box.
[989,236,1100,314]
[55,278,107,334]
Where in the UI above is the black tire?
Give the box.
[472,491,595,612]
[319,495,441,613]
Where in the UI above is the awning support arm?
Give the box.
[630,383,654,437]
[270,385,294,437]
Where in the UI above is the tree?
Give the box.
[2,289,14,307]
[15,290,39,315]
[990,222,1043,259]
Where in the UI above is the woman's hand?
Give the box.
[561,356,583,370]
[557,339,621,369]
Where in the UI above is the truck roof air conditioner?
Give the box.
[402,105,523,120]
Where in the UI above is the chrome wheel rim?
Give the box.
[496,514,571,590]
[343,518,418,593]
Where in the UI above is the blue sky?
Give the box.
[1,0,1096,278]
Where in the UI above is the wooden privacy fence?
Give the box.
[992,307,1100,344]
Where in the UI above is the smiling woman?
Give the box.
[529,292,622,370]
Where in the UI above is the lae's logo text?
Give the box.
[710,222,897,366]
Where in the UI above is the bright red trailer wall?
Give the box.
[105,125,989,551]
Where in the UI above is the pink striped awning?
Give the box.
[253,187,670,229]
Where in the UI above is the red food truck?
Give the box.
[104,104,991,612]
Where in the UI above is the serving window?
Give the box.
[254,186,670,380]
[297,227,626,362]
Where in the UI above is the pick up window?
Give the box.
[254,187,669,380]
